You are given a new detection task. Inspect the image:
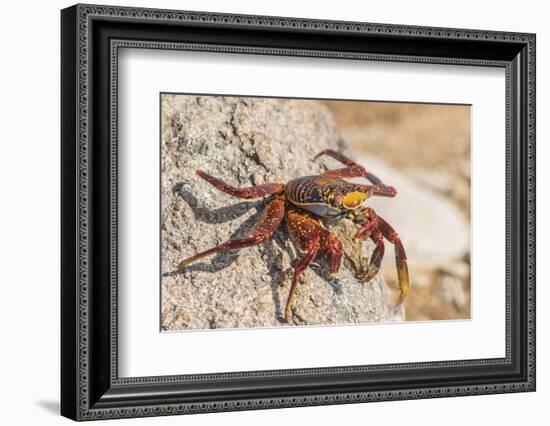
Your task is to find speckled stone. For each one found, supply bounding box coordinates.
[161,95,404,330]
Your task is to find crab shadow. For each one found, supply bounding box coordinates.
[309,263,344,296]
[172,184,259,224]
[263,235,295,323]
[163,214,264,276]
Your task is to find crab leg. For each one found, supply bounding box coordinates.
[285,241,320,323]
[196,170,285,199]
[376,214,410,303]
[177,198,285,271]
[363,229,385,282]
[284,209,343,322]
[284,209,321,322]
[314,149,396,197]
[314,149,384,184]
[352,208,408,301]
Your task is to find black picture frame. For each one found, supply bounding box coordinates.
[61,3,536,421]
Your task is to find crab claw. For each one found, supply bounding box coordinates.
[395,258,410,304]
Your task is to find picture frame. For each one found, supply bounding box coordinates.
[61,3,536,421]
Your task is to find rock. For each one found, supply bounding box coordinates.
[435,276,468,308]
[406,167,455,195]
[161,95,403,330]
[406,167,471,220]
[438,261,470,280]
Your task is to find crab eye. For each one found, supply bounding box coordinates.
[342,192,368,209]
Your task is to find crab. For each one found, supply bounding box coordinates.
[177,149,409,322]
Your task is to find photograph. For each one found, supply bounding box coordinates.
[160,94,471,330]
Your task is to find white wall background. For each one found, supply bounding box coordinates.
[0,0,546,424]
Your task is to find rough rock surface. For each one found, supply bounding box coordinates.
[161,95,404,330]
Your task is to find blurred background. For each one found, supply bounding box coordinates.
[324,101,471,321]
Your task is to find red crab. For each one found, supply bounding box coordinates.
[177,149,409,322]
